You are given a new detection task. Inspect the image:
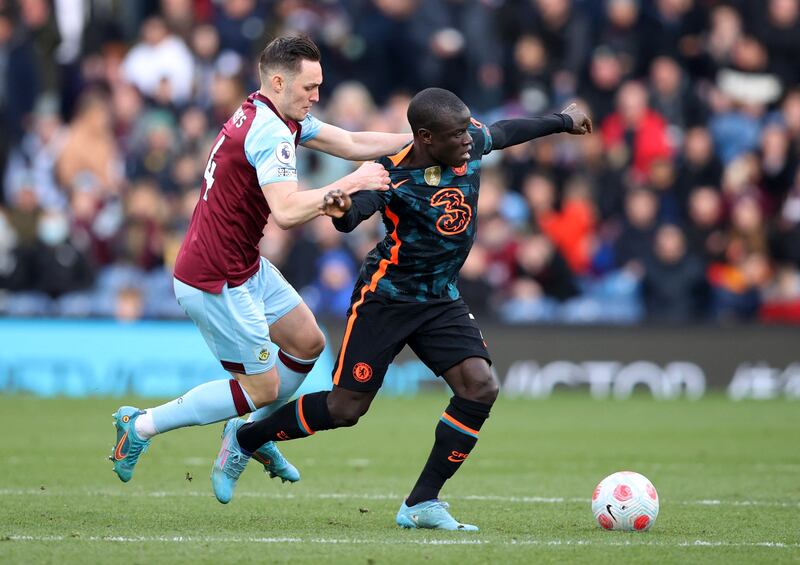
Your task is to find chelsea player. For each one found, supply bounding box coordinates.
[216,88,591,530]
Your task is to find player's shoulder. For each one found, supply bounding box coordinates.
[380,142,413,170]
[467,116,492,156]
[241,100,297,165]
[467,116,489,138]
[247,100,294,141]
[377,146,420,192]
[468,116,485,130]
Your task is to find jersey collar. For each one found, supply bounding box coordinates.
[387,143,414,167]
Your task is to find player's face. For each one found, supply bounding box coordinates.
[427,111,473,167]
[283,59,322,121]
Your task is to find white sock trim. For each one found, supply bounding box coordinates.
[279,350,319,365]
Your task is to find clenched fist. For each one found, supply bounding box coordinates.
[319,189,352,218]
[560,102,593,135]
[346,162,391,193]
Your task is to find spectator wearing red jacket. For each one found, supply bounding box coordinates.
[525,173,596,276]
[602,80,673,182]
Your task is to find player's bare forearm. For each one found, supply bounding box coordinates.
[264,181,351,229]
[344,132,412,160]
[264,163,389,229]
[303,123,411,160]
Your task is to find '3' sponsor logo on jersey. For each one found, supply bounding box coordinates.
[431,188,472,235]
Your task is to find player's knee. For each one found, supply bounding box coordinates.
[292,328,325,360]
[480,375,500,405]
[337,413,361,427]
[464,369,499,405]
[328,398,371,427]
[253,389,278,408]
[305,329,325,358]
[242,373,280,407]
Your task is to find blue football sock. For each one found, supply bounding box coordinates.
[149,378,256,434]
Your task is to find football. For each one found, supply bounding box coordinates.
[591,471,659,531]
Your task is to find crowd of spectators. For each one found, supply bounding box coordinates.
[2,0,800,325]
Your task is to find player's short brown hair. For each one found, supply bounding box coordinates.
[258,35,321,81]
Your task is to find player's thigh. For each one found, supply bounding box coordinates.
[269,301,325,358]
[255,258,325,357]
[174,277,278,376]
[332,290,410,393]
[407,299,493,380]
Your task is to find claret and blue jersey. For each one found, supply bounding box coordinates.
[174,91,321,294]
[333,119,493,302]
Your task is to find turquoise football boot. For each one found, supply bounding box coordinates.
[211,418,251,504]
[110,406,151,482]
[252,441,300,483]
[396,499,479,531]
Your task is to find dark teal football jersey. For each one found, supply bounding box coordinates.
[333,119,493,302]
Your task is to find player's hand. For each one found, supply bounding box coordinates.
[347,162,390,193]
[560,102,593,135]
[319,189,352,218]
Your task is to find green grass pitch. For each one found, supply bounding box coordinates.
[1,393,798,564]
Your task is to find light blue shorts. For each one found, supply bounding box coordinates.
[174,257,302,375]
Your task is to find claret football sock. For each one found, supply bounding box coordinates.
[237,391,334,452]
[406,396,491,507]
[135,379,256,439]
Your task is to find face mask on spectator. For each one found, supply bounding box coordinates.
[37,214,69,246]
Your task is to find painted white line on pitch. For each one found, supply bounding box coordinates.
[3,535,482,546]
[0,489,798,508]
[4,535,800,549]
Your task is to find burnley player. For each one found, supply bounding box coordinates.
[215,88,591,528]
[109,35,410,499]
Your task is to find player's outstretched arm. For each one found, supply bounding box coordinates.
[320,190,387,233]
[302,122,412,160]
[263,162,389,229]
[488,103,592,150]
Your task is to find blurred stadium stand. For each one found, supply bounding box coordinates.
[2,0,800,325]
[1,319,796,398]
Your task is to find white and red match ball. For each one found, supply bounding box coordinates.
[591,471,659,531]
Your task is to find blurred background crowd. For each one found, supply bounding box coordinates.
[2,0,800,324]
